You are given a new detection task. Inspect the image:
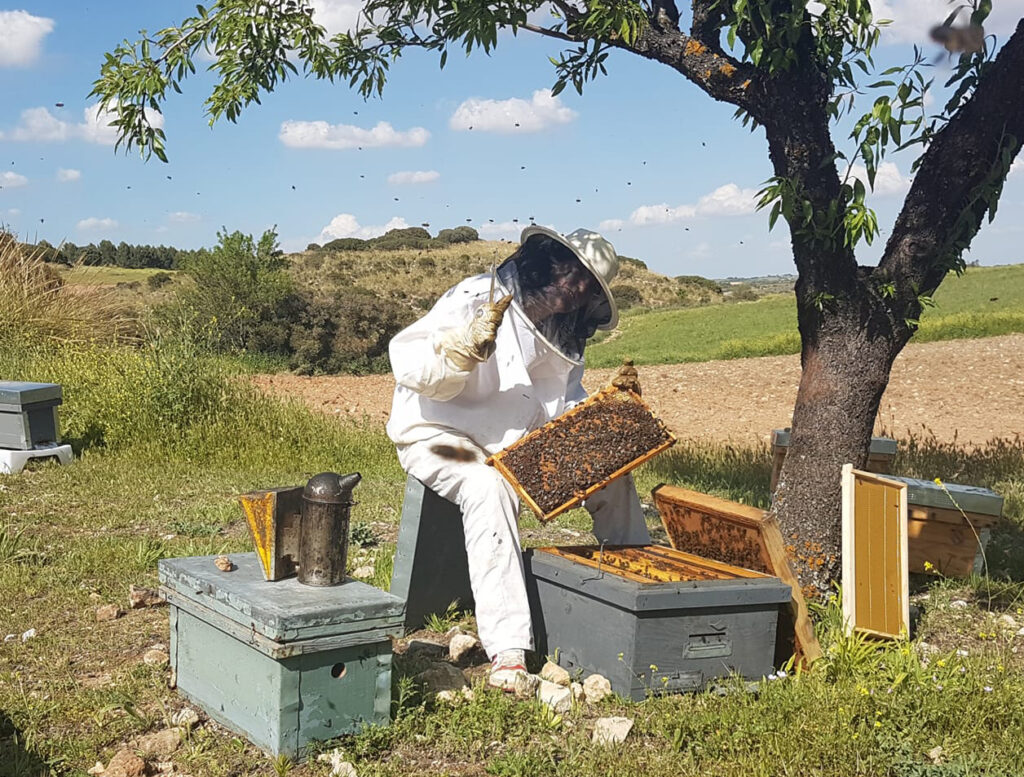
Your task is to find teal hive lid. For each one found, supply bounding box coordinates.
[885,476,1003,517]
[0,381,62,406]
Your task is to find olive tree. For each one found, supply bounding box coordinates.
[92,0,1024,595]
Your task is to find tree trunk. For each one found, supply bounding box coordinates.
[770,294,907,598]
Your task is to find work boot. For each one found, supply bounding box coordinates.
[488,649,528,691]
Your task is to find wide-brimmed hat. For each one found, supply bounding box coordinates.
[519,225,619,330]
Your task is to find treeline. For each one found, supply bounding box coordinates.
[31,239,203,269]
[307,225,480,252]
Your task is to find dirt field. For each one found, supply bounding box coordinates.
[254,333,1024,446]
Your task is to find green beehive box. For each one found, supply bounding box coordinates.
[159,553,405,759]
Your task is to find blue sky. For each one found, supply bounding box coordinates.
[0,1,1022,278]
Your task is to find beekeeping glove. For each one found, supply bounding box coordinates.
[439,294,514,371]
[610,357,642,396]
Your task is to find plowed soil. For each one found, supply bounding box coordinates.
[253,333,1024,446]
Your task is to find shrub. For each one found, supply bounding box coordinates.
[306,242,322,251]
[610,283,643,310]
[369,228,433,251]
[675,274,722,294]
[434,226,479,244]
[324,237,369,251]
[619,255,647,270]
[146,271,174,290]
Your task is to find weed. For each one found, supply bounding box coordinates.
[350,520,379,548]
[424,601,466,634]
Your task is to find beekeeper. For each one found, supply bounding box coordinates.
[386,226,650,689]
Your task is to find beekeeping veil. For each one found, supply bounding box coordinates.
[496,226,620,362]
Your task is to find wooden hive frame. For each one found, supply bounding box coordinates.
[488,387,676,522]
[536,544,771,583]
[651,484,822,667]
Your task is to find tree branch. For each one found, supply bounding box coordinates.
[519,21,584,43]
[689,0,725,53]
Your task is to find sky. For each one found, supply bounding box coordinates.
[0,1,1022,279]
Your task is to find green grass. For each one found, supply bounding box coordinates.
[588,263,1024,367]
[60,266,175,286]
[2,339,1024,775]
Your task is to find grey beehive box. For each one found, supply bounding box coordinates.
[0,381,62,450]
[525,548,791,701]
[160,553,405,759]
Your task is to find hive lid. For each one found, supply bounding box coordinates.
[884,476,1003,517]
[526,546,791,612]
[0,381,62,406]
[771,428,897,455]
[159,553,405,643]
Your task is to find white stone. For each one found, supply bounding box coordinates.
[539,661,571,687]
[448,633,480,662]
[997,614,1017,629]
[956,649,969,657]
[592,716,634,745]
[570,682,584,703]
[20,628,36,641]
[435,690,460,704]
[317,748,358,777]
[4,634,16,642]
[135,727,182,756]
[143,648,170,666]
[513,672,540,699]
[537,679,572,714]
[87,762,105,775]
[582,673,612,703]
[444,626,464,640]
[1017,627,1024,637]
[461,687,475,701]
[352,565,375,579]
[171,707,200,730]
[950,599,969,609]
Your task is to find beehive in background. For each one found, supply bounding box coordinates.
[488,387,675,521]
[841,465,909,640]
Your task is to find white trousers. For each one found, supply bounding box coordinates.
[397,431,651,658]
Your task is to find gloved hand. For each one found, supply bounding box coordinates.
[440,294,514,371]
[610,357,641,396]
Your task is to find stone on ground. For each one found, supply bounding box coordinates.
[513,672,540,699]
[143,648,169,666]
[128,585,164,609]
[171,707,200,730]
[352,565,375,579]
[406,639,446,659]
[135,727,182,756]
[539,661,571,686]
[570,682,584,703]
[415,662,468,693]
[538,679,572,714]
[96,604,123,622]
[592,716,634,745]
[317,748,359,777]
[448,633,480,662]
[102,749,146,777]
[582,673,612,703]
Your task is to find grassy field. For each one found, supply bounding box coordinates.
[2,336,1024,776]
[59,266,175,286]
[588,263,1024,367]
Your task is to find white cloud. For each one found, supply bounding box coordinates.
[0,103,163,145]
[695,183,760,216]
[1,171,29,189]
[4,208,21,217]
[279,120,429,150]
[598,218,626,232]
[317,213,409,242]
[850,161,911,196]
[1010,157,1023,178]
[479,221,521,240]
[310,0,364,36]
[449,90,577,133]
[168,211,201,223]
[77,217,118,231]
[629,203,697,226]
[387,170,440,185]
[0,11,54,67]
[872,0,1023,45]
[56,168,81,182]
[687,242,713,260]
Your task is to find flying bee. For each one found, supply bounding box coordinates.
[929,22,985,54]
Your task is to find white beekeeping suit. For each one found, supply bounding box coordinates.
[386,226,650,681]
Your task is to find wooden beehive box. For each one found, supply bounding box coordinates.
[488,387,675,522]
[159,553,404,759]
[525,544,791,701]
[0,381,63,451]
[651,484,822,667]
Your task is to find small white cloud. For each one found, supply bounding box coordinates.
[695,183,759,216]
[0,103,163,145]
[598,218,626,232]
[850,161,911,196]
[310,0,364,36]
[449,90,577,133]
[479,221,521,240]
[56,168,81,182]
[687,241,712,260]
[387,170,440,185]
[168,211,201,223]
[630,202,697,225]
[1010,157,1023,178]
[317,213,409,242]
[4,208,21,217]
[279,120,429,150]
[77,217,118,231]
[0,11,55,68]
[1,171,29,189]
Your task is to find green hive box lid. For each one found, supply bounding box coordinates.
[771,428,897,455]
[885,476,1003,517]
[0,381,62,406]
[525,549,791,613]
[159,553,405,644]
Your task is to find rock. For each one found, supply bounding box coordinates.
[151,761,175,774]
[414,663,468,694]
[461,687,475,701]
[950,599,969,609]
[448,633,480,662]
[4,634,17,642]
[570,682,584,703]
[998,614,1018,629]
[143,648,170,666]
[927,745,944,764]
[537,679,572,714]
[171,707,200,730]
[87,762,105,775]
[103,749,146,777]
[136,727,182,756]
[406,639,446,659]
[129,585,164,609]
[20,628,36,641]
[436,689,460,704]
[444,626,464,640]
[592,716,634,745]
[317,748,359,777]
[582,674,612,703]
[539,661,571,687]
[214,555,234,572]
[351,565,375,579]
[513,672,540,700]
[956,648,969,657]
[96,604,124,622]
[1017,627,1024,637]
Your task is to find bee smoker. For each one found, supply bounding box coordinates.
[297,472,362,586]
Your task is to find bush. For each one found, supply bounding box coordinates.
[619,255,647,270]
[610,283,643,310]
[324,237,369,251]
[306,242,322,251]
[675,274,723,294]
[434,226,479,244]
[146,271,174,290]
